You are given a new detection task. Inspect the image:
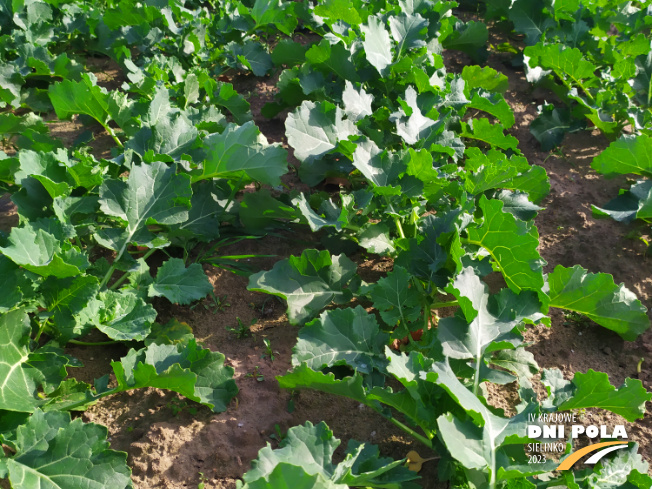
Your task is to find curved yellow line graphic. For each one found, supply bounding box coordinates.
[556,441,626,470]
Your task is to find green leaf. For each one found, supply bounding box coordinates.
[543,369,651,422]
[286,101,358,163]
[524,44,597,83]
[361,15,393,76]
[225,41,273,76]
[213,82,252,125]
[508,1,556,45]
[97,161,192,256]
[113,339,237,413]
[546,265,649,341]
[370,266,421,329]
[305,40,359,82]
[394,86,436,145]
[439,267,544,389]
[248,249,359,325]
[352,139,405,187]
[442,20,488,61]
[2,409,132,489]
[530,104,578,151]
[461,66,509,94]
[313,0,362,26]
[591,134,652,178]
[467,92,515,128]
[94,290,157,341]
[586,444,649,489]
[166,180,223,243]
[388,12,428,55]
[271,39,307,67]
[466,196,545,294]
[193,122,288,186]
[148,258,213,305]
[278,364,368,404]
[0,310,69,412]
[342,81,373,122]
[461,118,519,151]
[293,306,388,373]
[48,73,111,126]
[463,148,549,204]
[240,421,418,489]
[0,221,89,278]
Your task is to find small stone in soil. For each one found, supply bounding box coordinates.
[602,347,612,355]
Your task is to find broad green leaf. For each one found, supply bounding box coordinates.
[509,1,556,45]
[271,39,307,67]
[240,421,418,489]
[148,258,213,305]
[14,149,72,198]
[542,369,651,422]
[370,266,421,329]
[0,221,89,278]
[48,73,111,127]
[530,104,578,151]
[524,44,597,83]
[313,0,362,26]
[461,118,519,151]
[97,161,192,256]
[305,40,359,82]
[293,306,388,373]
[2,409,132,489]
[592,180,652,223]
[286,101,358,163]
[361,15,393,76]
[591,134,652,178]
[278,364,368,404]
[463,148,549,204]
[394,86,436,145]
[225,41,273,76]
[461,66,509,94]
[442,21,488,61]
[352,139,405,187]
[213,82,252,125]
[248,249,359,325]
[113,340,237,413]
[292,193,348,232]
[467,91,515,128]
[0,310,69,412]
[166,180,223,243]
[251,0,297,35]
[388,13,428,55]
[586,444,649,489]
[439,267,544,387]
[546,265,649,341]
[466,196,545,293]
[193,122,287,186]
[94,290,157,341]
[342,81,373,122]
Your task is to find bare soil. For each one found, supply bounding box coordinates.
[1,32,651,489]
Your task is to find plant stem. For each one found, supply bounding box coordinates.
[102,123,123,148]
[431,300,458,309]
[98,263,116,290]
[68,339,118,346]
[386,416,432,448]
[109,248,157,290]
[34,318,50,344]
[393,216,406,239]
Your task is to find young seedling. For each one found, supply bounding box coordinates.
[226,317,255,338]
[245,366,264,382]
[261,338,275,362]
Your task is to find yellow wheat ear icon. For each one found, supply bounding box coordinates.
[555,441,629,470]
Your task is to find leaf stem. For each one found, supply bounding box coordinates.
[109,248,157,290]
[430,300,458,309]
[68,339,118,346]
[386,416,433,449]
[393,216,406,239]
[102,123,124,148]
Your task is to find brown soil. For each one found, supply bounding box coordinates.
[2,29,651,489]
